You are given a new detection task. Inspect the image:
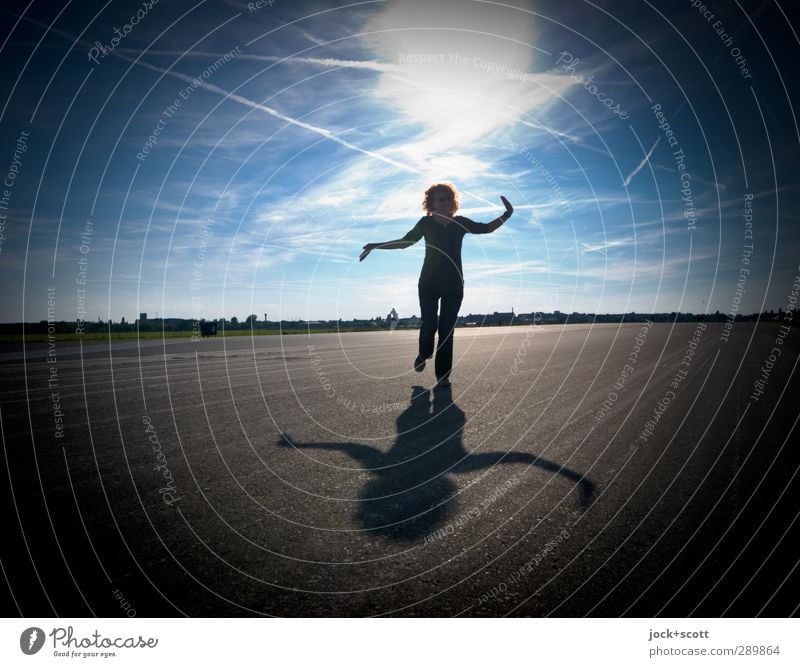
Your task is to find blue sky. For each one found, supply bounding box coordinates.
[0,0,798,323]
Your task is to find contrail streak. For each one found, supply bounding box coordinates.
[623,136,660,187]
[112,48,402,72]
[119,52,417,173]
[517,118,615,159]
[1,10,416,173]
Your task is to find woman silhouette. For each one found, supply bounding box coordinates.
[360,183,513,386]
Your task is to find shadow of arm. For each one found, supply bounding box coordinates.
[454,451,596,510]
[278,433,379,466]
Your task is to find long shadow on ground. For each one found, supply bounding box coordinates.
[280,385,595,541]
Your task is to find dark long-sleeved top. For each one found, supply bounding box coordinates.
[402,215,492,289]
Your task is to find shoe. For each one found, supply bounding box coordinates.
[413,355,426,372]
[436,376,451,387]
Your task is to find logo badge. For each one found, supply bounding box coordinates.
[20,627,45,655]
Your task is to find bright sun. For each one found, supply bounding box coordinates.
[362,0,575,172]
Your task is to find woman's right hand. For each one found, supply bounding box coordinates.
[359,243,376,262]
[500,196,513,218]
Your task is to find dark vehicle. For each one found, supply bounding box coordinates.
[200,320,217,337]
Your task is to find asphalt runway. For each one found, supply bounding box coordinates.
[2,322,798,616]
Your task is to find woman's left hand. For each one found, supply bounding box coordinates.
[500,196,513,218]
[359,243,376,261]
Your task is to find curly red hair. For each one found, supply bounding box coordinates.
[423,182,459,216]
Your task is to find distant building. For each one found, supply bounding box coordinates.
[398,314,420,328]
[139,312,147,321]
[485,308,515,326]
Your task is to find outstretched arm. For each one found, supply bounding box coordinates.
[359,239,413,261]
[486,195,514,232]
[361,219,423,261]
[454,196,514,234]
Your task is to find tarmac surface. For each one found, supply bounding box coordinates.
[1,322,798,616]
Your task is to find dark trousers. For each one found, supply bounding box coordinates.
[418,282,463,379]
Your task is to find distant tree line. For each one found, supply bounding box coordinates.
[0,308,795,336]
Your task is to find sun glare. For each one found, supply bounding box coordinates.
[362,0,574,168]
